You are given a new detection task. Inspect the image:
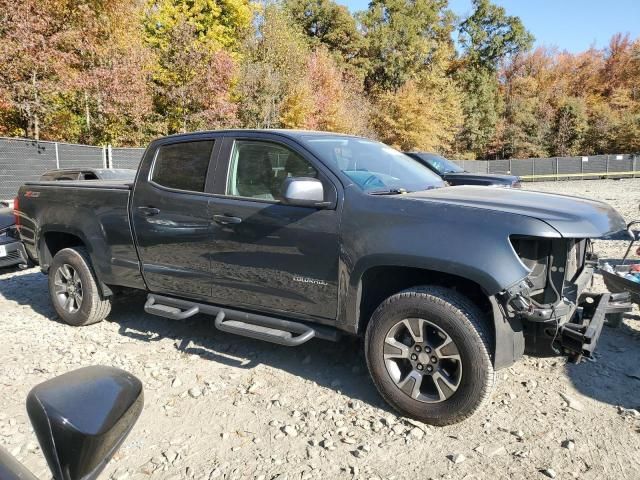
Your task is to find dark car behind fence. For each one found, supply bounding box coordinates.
[0,136,637,199]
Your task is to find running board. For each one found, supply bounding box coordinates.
[143,294,339,346]
[145,296,199,320]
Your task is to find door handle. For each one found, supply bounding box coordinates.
[213,214,242,225]
[138,206,160,216]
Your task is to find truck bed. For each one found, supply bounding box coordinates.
[17,180,145,291]
[24,179,133,190]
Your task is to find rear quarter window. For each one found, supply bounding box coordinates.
[152,140,214,192]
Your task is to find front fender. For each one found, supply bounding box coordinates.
[336,191,561,342]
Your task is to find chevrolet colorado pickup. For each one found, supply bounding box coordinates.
[15,130,631,425]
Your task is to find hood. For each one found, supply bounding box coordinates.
[0,207,15,231]
[442,172,518,185]
[404,186,627,238]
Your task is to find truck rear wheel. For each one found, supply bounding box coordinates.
[48,247,111,326]
[365,286,494,426]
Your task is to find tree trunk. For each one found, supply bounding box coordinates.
[31,71,40,141]
[85,90,91,132]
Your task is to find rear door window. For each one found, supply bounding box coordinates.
[152,140,215,192]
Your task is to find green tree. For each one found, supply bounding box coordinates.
[358,0,454,92]
[456,0,533,157]
[582,100,617,154]
[458,0,534,71]
[283,0,363,67]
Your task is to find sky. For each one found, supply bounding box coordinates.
[336,0,640,53]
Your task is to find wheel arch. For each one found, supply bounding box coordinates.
[39,228,112,297]
[354,264,524,370]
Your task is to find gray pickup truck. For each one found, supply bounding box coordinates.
[15,130,631,424]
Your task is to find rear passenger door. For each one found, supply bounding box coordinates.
[206,133,341,321]
[131,135,221,300]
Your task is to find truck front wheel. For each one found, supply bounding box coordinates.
[365,286,495,425]
[48,247,112,326]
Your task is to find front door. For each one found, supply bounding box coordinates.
[131,136,220,300]
[206,135,341,321]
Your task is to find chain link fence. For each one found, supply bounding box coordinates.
[0,136,638,199]
[454,154,638,180]
[111,146,146,169]
[0,137,144,198]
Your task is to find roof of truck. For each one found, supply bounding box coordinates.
[157,129,359,142]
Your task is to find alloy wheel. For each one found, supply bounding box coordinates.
[53,264,83,314]
[383,318,462,403]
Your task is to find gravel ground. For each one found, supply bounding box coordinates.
[1,179,639,480]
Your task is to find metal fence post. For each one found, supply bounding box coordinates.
[55,142,60,169]
[509,158,512,174]
[532,158,535,181]
[107,144,113,169]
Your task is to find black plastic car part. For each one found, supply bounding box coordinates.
[26,365,143,480]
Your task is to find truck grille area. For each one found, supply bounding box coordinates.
[510,236,590,307]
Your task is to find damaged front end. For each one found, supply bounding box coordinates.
[501,236,631,362]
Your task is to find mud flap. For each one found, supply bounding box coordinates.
[489,295,525,370]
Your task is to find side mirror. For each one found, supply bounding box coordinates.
[26,366,143,480]
[281,177,329,208]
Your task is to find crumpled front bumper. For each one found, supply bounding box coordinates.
[522,290,632,361]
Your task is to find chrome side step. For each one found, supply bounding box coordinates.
[143,294,339,346]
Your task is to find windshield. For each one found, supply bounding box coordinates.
[418,154,464,174]
[301,136,445,193]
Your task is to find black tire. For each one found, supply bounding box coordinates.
[48,247,112,326]
[365,286,495,426]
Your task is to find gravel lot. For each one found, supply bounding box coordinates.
[1,179,639,480]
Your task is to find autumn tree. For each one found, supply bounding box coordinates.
[0,0,638,156]
[371,72,462,152]
[67,1,154,145]
[143,0,251,133]
[236,4,310,128]
[492,48,555,158]
[299,48,371,134]
[0,0,76,140]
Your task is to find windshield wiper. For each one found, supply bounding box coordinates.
[368,188,408,195]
